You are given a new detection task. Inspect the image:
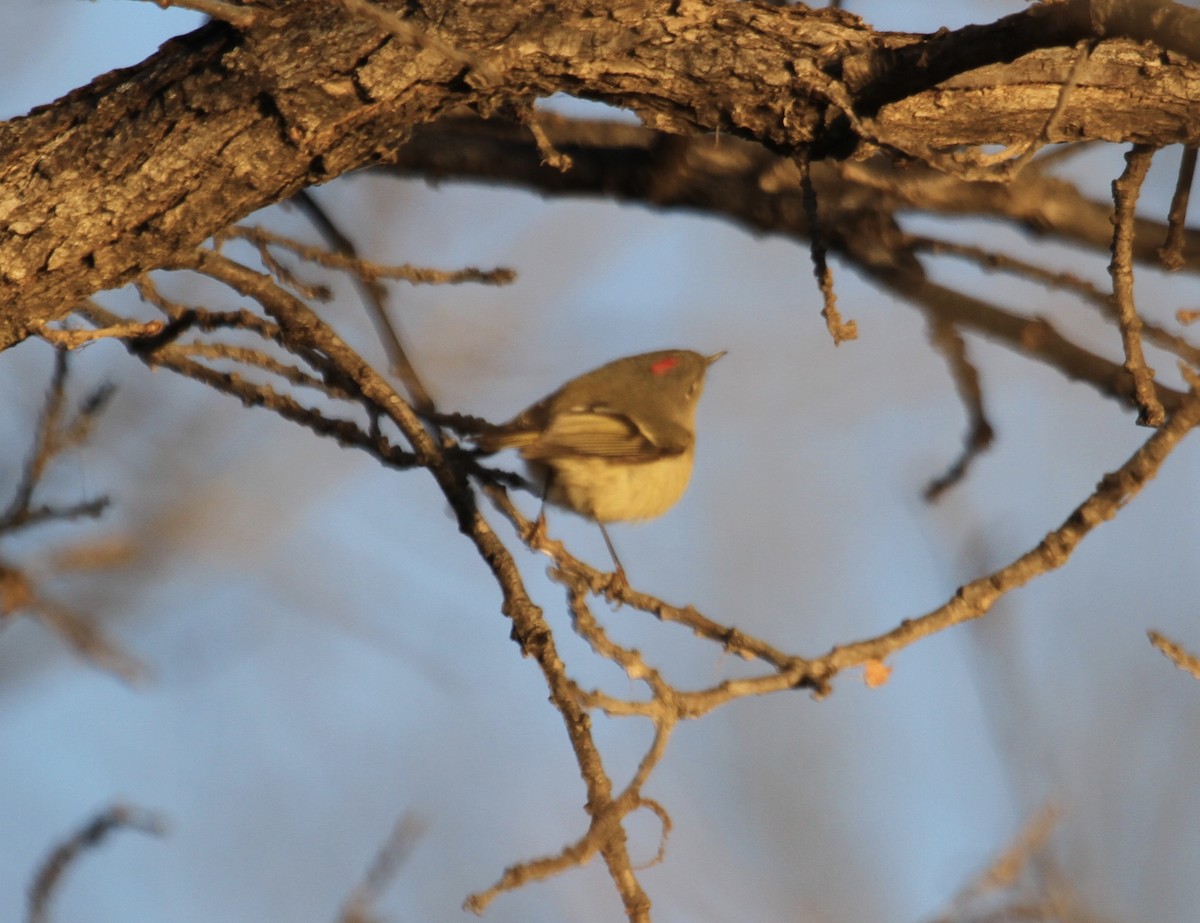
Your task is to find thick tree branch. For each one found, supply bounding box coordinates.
[386,114,1200,273]
[5,0,1200,350]
[384,115,1192,414]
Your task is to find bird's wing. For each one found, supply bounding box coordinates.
[521,407,681,462]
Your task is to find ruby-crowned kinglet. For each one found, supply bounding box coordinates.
[474,349,724,569]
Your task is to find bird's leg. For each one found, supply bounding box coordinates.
[528,502,549,549]
[525,469,552,551]
[598,522,630,594]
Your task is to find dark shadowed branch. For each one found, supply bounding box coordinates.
[27,804,164,923]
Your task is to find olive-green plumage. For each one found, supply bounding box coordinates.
[477,349,723,523]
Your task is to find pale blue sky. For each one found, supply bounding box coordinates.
[4,4,1200,923]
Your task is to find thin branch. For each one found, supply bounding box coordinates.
[930,805,1061,923]
[331,0,485,76]
[468,694,673,910]
[1030,139,1101,171]
[238,237,332,302]
[1159,145,1197,271]
[798,153,856,345]
[338,813,427,923]
[484,484,798,670]
[77,302,416,467]
[29,319,166,349]
[175,342,353,398]
[135,0,264,28]
[0,349,111,531]
[501,386,1200,708]
[174,248,652,921]
[135,278,284,342]
[465,830,602,915]
[13,498,111,532]
[857,260,1188,417]
[27,804,165,923]
[225,226,516,287]
[0,350,69,530]
[118,294,359,403]
[907,235,1200,369]
[290,190,439,414]
[631,799,672,871]
[806,387,1200,687]
[941,40,1092,182]
[1109,143,1165,426]
[521,107,574,172]
[0,347,113,533]
[1147,630,1200,680]
[925,319,994,500]
[32,596,146,684]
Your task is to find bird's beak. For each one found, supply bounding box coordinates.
[706,350,727,366]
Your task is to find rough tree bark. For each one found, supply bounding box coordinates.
[3,0,1200,350]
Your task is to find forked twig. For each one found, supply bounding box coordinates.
[27,804,165,923]
[925,318,994,500]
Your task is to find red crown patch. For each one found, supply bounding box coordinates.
[649,356,679,376]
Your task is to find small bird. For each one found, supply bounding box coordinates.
[474,349,724,574]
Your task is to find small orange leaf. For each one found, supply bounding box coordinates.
[863,659,892,688]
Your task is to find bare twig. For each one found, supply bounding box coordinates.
[908,235,1200,369]
[225,226,516,287]
[1,350,70,531]
[175,248,652,921]
[242,237,333,302]
[1109,143,1165,426]
[943,41,1092,182]
[0,352,136,679]
[484,484,798,670]
[134,280,286,343]
[798,153,857,344]
[465,831,600,914]
[930,805,1061,923]
[0,350,112,533]
[10,498,111,533]
[925,319,994,500]
[32,596,145,683]
[1159,146,1197,271]
[857,259,1188,417]
[77,302,415,467]
[27,804,165,923]
[806,387,1200,689]
[522,109,574,172]
[136,0,264,28]
[290,191,439,414]
[338,813,427,923]
[332,0,485,76]
[176,342,353,398]
[1030,139,1101,171]
[29,319,165,349]
[1147,630,1200,680]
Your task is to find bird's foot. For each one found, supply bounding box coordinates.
[603,566,631,602]
[525,509,549,549]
